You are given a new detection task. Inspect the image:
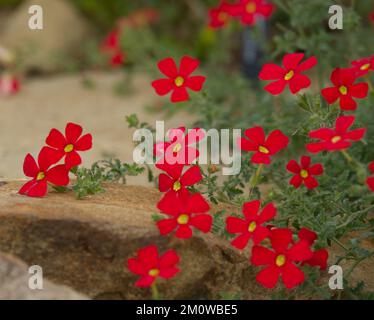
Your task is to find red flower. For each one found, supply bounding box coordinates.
[370,11,374,24]
[151,56,206,103]
[367,161,374,192]
[351,55,374,77]
[306,115,366,154]
[208,1,234,29]
[0,74,20,97]
[19,147,69,198]
[127,245,180,287]
[226,200,276,249]
[236,0,274,26]
[46,122,93,169]
[259,53,317,95]
[286,156,323,189]
[156,163,202,202]
[298,228,328,270]
[251,228,313,289]
[154,127,205,165]
[237,126,289,164]
[321,68,368,111]
[157,192,212,239]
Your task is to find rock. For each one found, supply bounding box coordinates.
[0,251,88,299]
[0,0,91,72]
[0,181,269,300]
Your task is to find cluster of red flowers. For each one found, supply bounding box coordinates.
[226,200,328,288]
[208,0,275,29]
[101,9,159,68]
[258,52,373,192]
[127,126,210,288]
[19,123,92,197]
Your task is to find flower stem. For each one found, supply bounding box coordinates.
[249,164,264,197]
[151,282,160,300]
[341,149,353,163]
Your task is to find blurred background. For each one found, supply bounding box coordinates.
[0,0,373,182]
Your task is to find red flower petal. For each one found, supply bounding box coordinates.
[65,123,83,144]
[366,177,374,191]
[186,76,206,91]
[158,173,174,192]
[298,228,317,245]
[46,129,66,149]
[175,224,193,238]
[47,165,69,186]
[180,165,202,186]
[185,193,210,213]
[159,249,180,269]
[190,214,213,233]
[256,265,280,289]
[264,79,287,95]
[289,74,311,94]
[282,53,304,70]
[171,87,189,102]
[306,142,327,154]
[305,249,328,270]
[251,245,276,266]
[179,56,200,77]
[369,162,374,173]
[257,203,276,224]
[321,87,340,104]
[65,151,82,168]
[350,82,368,98]
[251,152,271,164]
[309,163,323,175]
[287,241,313,261]
[127,258,147,276]
[296,56,317,72]
[252,225,270,244]
[19,180,47,197]
[135,275,155,287]
[270,228,292,253]
[157,218,177,235]
[335,115,355,133]
[286,159,301,174]
[226,216,247,234]
[38,147,64,171]
[242,199,260,220]
[158,57,178,78]
[244,126,266,145]
[152,79,174,95]
[281,262,305,289]
[231,233,251,249]
[138,245,158,270]
[339,95,357,111]
[265,130,289,154]
[75,134,92,151]
[290,175,303,188]
[23,154,39,177]
[259,64,285,80]
[304,176,319,189]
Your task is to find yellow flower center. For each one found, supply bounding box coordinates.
[248,221,257,232]
[64,144,74,153]
[331,135,341,144]
[339,85,348,95]
[284,70,294,81]
[218,12,229,22]
[177,214,189,225]
[173,143,182,153]
[173,181,181,191]
[360,63,370,71]
[275,254,286,267]
[300,169,309,179]
[259,146,270,154]
[148,269,160,277]
[36,172,45,181]
[246,2,256,13]
[174,76,185,87]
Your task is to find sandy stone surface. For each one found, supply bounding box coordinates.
[0,71,196,184]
